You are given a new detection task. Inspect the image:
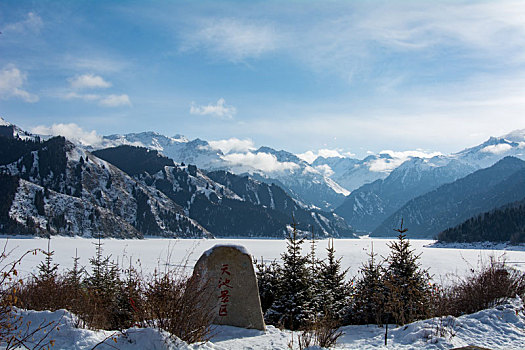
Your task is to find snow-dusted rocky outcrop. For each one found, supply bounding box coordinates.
[0,135,209,238]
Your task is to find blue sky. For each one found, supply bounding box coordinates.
[1,0,525,159]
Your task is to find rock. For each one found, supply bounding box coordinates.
[194,244,265,331]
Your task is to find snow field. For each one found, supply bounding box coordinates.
[5,297,525,349]
[2,236,525,349]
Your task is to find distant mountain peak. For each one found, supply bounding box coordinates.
[0,117,11,126]
[502,129,525,143]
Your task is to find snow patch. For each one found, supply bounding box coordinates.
[0,116,11,126]
[203,244,251,257]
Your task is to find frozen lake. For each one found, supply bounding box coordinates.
[2,236,525,283]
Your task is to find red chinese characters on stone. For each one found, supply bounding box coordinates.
[218,264,231,317]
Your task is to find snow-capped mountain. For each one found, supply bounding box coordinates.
[92,145,355,237]
[335,156,476,232]
[0,135,209,238]
[0,116,35,140]
[101,132,226,170]
[96,133,348,209]
[1,120,354,238]
[455,130,525,169]
[335,129,525,233]
[313,155,389,192]
[373,156,525,238]
[22,116,525,237]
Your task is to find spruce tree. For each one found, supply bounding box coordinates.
[383,221,432,325]
[256,258,281,314]
[64,249,85,307]
[307,227,323,318]
[65,249,84,286]
[317,239,350,321]
[266,221,311,330]
[85,235,124,329]
[36,237,58,282]
[351,242,386,325]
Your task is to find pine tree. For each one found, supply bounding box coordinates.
[65,248,84,287]
[317,239,350,321]
[256,257,281,314]
[266,221,312,330]
[383,221,432,325]
[85,235,124,329]
[307,227,323,318]
[351,242,386,325]
[36,237,58,282]
[34,190,45,216]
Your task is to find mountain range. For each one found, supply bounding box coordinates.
[0,119,354,238]
[2,116,525,240]
[373,156,525,238]
[336,131,525,235]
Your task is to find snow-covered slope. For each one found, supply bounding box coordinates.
[97,133,348,209]
[0,116,36,140]
[336,156,475,232]
[101,132,226,170]
[8,297,525,349]
[455,130,525,169]
[92,146,355,238]
[313,156,386,193]
[373,156,525,238]
[0,136,209,238]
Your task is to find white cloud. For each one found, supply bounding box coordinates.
[98,94,131,107]
[32,123,102,147]
[59,74,129,107]
[208,138,255,154]
[367,150,443,172]
[4,12,43,34]
[182,18,278,62]
[314,164,334,177]
[63,92,101,101]
[0,65,38,103]
[67,56,128,73]
[60,91,131,107]
[69,74,112,89]
[190,98,236,119]
[297,148,356,163]
[481,144,513,155]
[222,152,298,172]
[179,2,525,80]
[303,2,525,78]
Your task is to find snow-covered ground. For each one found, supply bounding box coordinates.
[2,236,525,281]
[2,236,525,349]
[4,297,525,349]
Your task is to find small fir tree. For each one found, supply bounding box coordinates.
[307,227,324,318]
[317,239,350,321]
[383,221,432,325]
[266,221,312,330]
[64,249,85,312]
[255,258,281,314]
[351,242,386,325]
[84,235,124,329]
[36,237,58,282]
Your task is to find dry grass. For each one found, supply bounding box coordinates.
[434,256,525,317]
[10,244,215,344]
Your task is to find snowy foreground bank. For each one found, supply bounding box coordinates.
[4,297,524,350]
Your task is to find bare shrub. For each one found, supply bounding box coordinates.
[141,267,215,344]
[434,256,525,317]
[0,242,58,349]
[293,314,344,349]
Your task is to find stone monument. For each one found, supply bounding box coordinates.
[193,244,266,331]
